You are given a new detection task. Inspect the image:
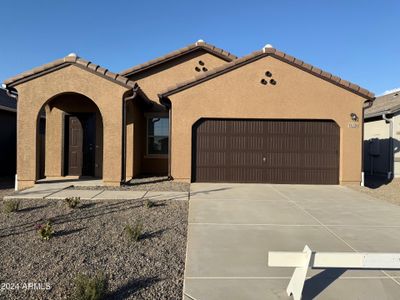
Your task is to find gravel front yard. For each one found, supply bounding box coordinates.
[0,196,188,299]
[0,178,14,200]
[347,176,400,205]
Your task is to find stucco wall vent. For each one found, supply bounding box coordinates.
[260,71,277,85]
[195,60,208,72]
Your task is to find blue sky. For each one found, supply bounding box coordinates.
[0,0,398,95]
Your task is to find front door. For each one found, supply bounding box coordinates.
[67,116,83,176]
[66,114,96,176]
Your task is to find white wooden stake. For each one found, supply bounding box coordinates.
[286,245,312,300]
[268,245,400,300]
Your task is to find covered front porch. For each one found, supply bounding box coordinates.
[3,54,161,190]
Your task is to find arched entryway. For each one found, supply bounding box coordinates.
[37,92,103,180]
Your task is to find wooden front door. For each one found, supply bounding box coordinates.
[66,114,96,177]
[67,116,83,176]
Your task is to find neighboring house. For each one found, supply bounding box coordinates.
[2,41,374,190]
[0,88,17,177]
[364,91,400,178]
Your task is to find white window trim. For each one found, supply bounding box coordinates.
[145,113,169,158]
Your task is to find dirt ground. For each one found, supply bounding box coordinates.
[347,176,400,205]
[0,178,188,299]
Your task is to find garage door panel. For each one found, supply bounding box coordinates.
[193,119,339,184]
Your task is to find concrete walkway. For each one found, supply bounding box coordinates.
[184,183,400,300]
[4,179,188,201]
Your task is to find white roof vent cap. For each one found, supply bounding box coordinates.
[196,39,205,45]
[262,44,274,52]
[67,52,77,57]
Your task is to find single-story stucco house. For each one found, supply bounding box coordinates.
[0,88,17,177]
[2,41,374,190]
[364,90,400,178]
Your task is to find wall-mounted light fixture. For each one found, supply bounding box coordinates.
[350,113,358,122]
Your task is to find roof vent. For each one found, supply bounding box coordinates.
[262,44,274,52]
[195,39,205,46]
[67,53,77,57]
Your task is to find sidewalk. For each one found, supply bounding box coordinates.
[4,179,188,201]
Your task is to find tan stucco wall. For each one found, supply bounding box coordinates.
[167,56,367,184]
[125,49,228,176]
[15,65,130,189]
[128,50,229,101]
[126,100,146,179]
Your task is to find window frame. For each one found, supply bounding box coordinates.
[145,113,169,158]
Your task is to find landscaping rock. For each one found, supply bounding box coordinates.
[0,197,188,299]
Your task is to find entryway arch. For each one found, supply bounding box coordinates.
[37,92,104,180]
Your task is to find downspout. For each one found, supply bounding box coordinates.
[2,84,18,190]
[121,89,137,184]
[382,113,393,179]
[159,96,172,179]
[168,107,172,180]
[361,99,374,186]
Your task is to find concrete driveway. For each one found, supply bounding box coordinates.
[184,183,400,300]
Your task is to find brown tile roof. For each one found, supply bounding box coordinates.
[159,47,374,100]
[120,41,237,76]
[4,54,137,89]
[365,90,400,118]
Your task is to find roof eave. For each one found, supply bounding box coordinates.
[159,48,374,101]
[365,110,392,119]
[4,57,137,90]
[121,42,237,77]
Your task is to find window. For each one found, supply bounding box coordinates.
[147,117,169,156]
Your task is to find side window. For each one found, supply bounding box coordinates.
[147,117,169,156]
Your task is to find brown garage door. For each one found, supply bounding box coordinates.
[192,119,339,184]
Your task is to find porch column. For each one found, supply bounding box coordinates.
[44,106,64,177]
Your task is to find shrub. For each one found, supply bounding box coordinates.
[124,222,143,242]
[65,197,80,209]
[144,199,155,209]
[71,273,108,300]
[3,200,20,214]
[36,221,54,240]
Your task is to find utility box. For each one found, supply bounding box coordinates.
[368,138,380,156]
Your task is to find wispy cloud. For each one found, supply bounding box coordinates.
[381,87,400,96]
